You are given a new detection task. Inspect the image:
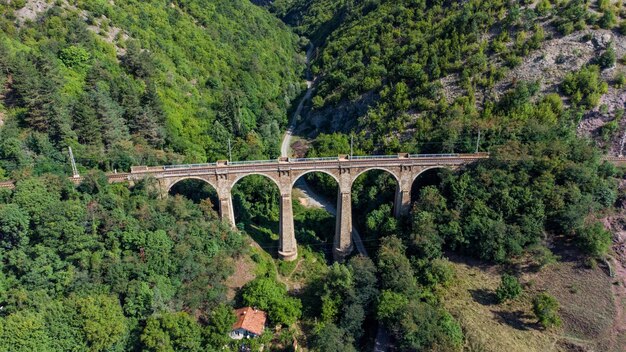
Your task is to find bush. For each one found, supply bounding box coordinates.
[532,293,562,329]
[561,65,608,108]
[598,9,617,29]
[495,274,522,303]
[576,222,612,258]
[596,46,616,70]
[614,71,626,89]
[59,46,90,68]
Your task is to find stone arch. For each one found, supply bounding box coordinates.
[290,169,340,187]
[165,176,218,194]
[410,166,454,204]
[290,169,340,261]
[349,167,401,256]
[229,171,297,261]
[352,167,400,188]
[411,166,454,184]
[230,172,283,194]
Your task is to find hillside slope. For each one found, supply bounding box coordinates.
[265,0,625,155]
[0,0,304,178]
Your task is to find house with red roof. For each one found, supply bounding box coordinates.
[230,307,267,339]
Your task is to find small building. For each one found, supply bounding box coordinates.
[230,307,267,340]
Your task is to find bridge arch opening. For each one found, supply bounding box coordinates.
[410,167,451,205]
[231,174,281,256]
[168,178,219,215]
[291,171,339,261]
[351,169,399,255]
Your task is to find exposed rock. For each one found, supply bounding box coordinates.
[592,32,613,50]
[14,0,52,23]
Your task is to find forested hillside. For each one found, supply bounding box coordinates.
[268,0,625,154]
[0,0,304,178]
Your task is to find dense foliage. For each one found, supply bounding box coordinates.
[0,0,304,177]
[495,274,522,303]
[0,175,245,350]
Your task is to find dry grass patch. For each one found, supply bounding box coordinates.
[445,249,620,352]
[444,256,558,352]
[524,256,616,351]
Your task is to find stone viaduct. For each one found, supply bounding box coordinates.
[124,153,489,261]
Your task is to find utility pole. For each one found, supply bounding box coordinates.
[68,147,79,178]
[228,138,232,162]
[475,129,481,154]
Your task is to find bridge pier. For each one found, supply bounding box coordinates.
[393,185,411,218]
[334,190,353,262]
[279,193,298,261]
[218,196,235,227]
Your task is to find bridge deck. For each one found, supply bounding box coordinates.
[2,153,626,189]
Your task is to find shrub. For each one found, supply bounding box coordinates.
[532,293,562,329]
[536,0,552,16]
[561,65,608,108]
[614,71,626,89]
[598,9,617,29]
[596,46,616,70]
[576,222,612,258]
[59,46,90,68]
[495,274,523,303]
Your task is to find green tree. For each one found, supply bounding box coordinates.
[377,236,417,296]
[310,323,357,352]
[596,46,616,70]
[204,304,236,349]
[59,46,91,69]
[0,310,52,352]
[0,204,30,250]
[561,65,608,108]
[141,312,203,352]
[598,9,617,29]
[495,274,522,303]
[241,277,302,326]
[576,222,612,258]
[72,295,128,352]
[532,293,561,329]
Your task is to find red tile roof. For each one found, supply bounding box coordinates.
[232,307,267,336]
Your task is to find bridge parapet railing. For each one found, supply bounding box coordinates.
[228,159,277,166]
[163,163,217,170]
[409,153,458,158]
[348,155,399,160]
[288,157,338,162]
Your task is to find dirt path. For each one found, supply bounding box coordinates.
[281,43,314,158]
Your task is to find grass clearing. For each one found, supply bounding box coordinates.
[444,255,558,352]
[444,249,621,352]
